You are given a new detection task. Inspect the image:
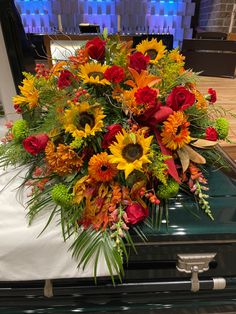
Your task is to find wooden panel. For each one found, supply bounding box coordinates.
[197,76,236,161]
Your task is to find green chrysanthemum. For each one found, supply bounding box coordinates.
[12,120,29,142]
[157,179,179,199]
[215,117,229,139]
[51,183,73,208]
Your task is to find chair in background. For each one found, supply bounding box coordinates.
[196,32,227,40]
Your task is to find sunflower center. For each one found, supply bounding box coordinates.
[176,125,182,135]
[101,165,108,172]
[88,71,104,80]
[76,112,95,129]
[145,49,158,60]
[122,143,143,162]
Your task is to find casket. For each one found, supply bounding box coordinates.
[1,148,236,313]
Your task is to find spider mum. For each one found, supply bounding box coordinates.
[109,129,153,178]
[88,152,117,182]
[161,111,191,150]
[79,63,110,85]
[63,102,105,138]
[45,141,83,175]
[136,39,166,64]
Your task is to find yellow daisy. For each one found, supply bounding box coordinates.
[161,111,191,150]
[88,152,117,182]
[13,75,39,109]
[79,63,111,85]
[136,39,166,64]
[109,129,153,178]
[63,102,105,138]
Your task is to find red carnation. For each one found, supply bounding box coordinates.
[85,37,106,61]
[125,203,148,225]
[166,86,195,111]
[104,65,125,83]
[129,52,150,73]
[208,88,217,103]
[57,70,74,89]
[23,134,49,155]
[205,127,218,141]
[135,86,157,107]
[102,124,122,149]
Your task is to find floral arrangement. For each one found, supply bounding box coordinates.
[0,32,232,282]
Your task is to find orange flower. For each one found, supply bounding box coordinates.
[193,89,208,110]
[88,152,117,182]
[161,111,191,150]
[45,141,83,175]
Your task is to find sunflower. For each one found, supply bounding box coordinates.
[161,111,191,150]
[45,141,83,175]
[79,63,111,85]
[136,39,166,64]
[109,129,153,178]
[88,152,117,182]
[63,102,105,138]
[13,75,39,109]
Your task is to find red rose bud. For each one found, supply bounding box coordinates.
[205,127,218,141]
[23,134,49,155]
[85,37,106,61]
[129,51,150,73]
[166,86,195,111]
[208,88,217,103]
[102,124,122,149]
[57,70,74,89]
[125,203,148,225]
[104,65,125,83]
[135,86,157,106]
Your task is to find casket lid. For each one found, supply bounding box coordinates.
[139,149,236,241]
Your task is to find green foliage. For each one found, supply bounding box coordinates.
[0,141,31,167]
[149,150,169,185]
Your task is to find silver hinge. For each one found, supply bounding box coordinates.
[176,253,216,292]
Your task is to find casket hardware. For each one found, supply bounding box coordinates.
[176,253,216,292]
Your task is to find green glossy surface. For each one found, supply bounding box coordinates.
[144,164,236,236]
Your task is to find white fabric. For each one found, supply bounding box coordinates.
[0,167,109,281]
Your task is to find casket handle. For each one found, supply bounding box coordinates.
[176,253,217,292]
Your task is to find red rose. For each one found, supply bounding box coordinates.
[85,37,106,61]
[58,70,74,89]
[102,124,122,149]
[135,86,157,106]
[208,88,217,103]
[104,65,125,83]
[125,203,148,225]
[205,127,218,141]
[129,52,150,73]
[23,134,49,155]
[166,86,195,111]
